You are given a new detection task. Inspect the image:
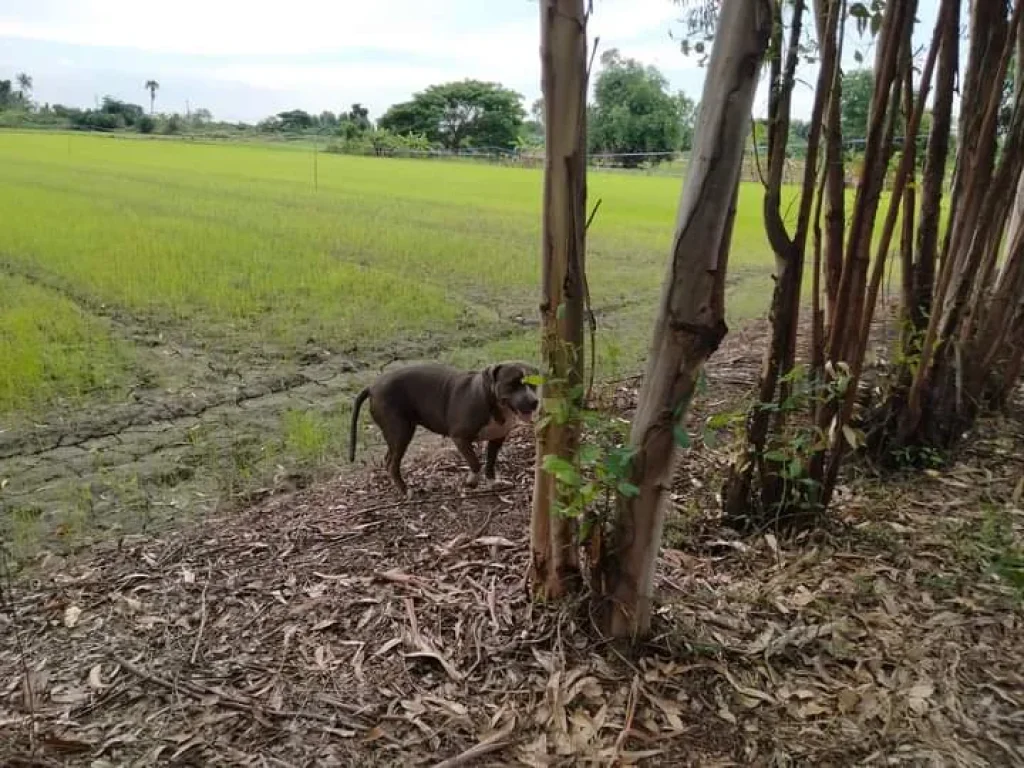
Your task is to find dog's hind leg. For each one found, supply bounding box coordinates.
[453,437,482,488]
[371,404,415,498]
[386,426,415,497]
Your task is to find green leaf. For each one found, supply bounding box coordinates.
[702,427,719,449]
[541,455,580,485]
[673,425,691,449]
[604,445,636,477]
[522,374,545,387]
[578,444,602,466]
[696,369,709,395]
[764,449,788,463]
[617,481,641,498]
[842,424,861,449]
[707,411,739,430]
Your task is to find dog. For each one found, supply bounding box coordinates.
[348,361,540,496]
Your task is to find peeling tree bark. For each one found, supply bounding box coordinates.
[599,0,772,640]
[815,0,847,333]
[530,0,588,599]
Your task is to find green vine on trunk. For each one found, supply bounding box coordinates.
[534,368,716,549]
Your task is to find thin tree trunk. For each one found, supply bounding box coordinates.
[599,0,772,640]
[912,0,959,334]
[899,57,917,341]
[530,0,588,599]
[807,0,908,499]
[902,0,1023,445]
[825,0,911,366]
[722,0,839,522]
[811,0,845,391]
[819,0,945,504]
[818,0,847,328]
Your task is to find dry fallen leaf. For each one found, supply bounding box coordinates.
[63,605,82,628]
[87,664,108,690]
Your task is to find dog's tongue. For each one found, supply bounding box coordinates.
[518,409,538,424]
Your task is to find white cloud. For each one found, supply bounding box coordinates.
[0,0,686,58]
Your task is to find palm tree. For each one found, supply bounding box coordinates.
[145,80,159,114]
[16,72,32,101]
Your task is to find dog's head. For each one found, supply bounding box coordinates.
[485,361,540,423]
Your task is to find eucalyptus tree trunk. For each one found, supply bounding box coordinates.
[901,0,1024,447]
[721,0,840,523]
[530,0,588,599]
[598,0,772,639]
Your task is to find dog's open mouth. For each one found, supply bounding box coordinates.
[514,404,539,423]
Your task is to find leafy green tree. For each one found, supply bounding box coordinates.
[588,49,693,165]
[145,80,159,114]
[337,103,372,139]
[998,54,1017,137]
[675,92,698,151]
[378,80,525,150]
[16,72,32,100]
[0,80,13,109]
[100,96,145,127]
[276,109,314,132]
[318,110,338,129]
[840,68,873,141]
[347,103,371,131]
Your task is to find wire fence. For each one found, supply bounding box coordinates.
[32,125,946,188]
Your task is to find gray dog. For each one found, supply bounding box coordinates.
[348,361,540,496]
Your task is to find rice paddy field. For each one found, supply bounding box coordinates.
[0,130,785,553]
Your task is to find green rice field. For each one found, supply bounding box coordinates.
[0,130,787,552]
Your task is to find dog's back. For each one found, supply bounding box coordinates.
[370,364,473,436]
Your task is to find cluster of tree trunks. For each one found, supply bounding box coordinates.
[531,0,1024,640]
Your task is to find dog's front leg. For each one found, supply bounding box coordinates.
[484,437,508,485]
[483,439,513,490]
[453,437,482,487]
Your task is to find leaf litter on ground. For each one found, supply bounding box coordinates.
[2,313,1022,766]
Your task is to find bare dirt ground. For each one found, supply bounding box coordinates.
[0,254,546,549]
[3,318,1023,767]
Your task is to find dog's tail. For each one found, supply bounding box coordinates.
[348,387,370,462]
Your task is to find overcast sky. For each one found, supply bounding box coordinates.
[1,0,941,125]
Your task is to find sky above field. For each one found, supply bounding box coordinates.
[1,0,942,126]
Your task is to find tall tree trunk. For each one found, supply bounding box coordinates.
[899,57,917,344]
[722,0,840,522]
[530,0,588,599]
[911,0,959,334]
[826,0,910,366]
[815,0,847,329]
[903,0,1024,443]
[999,23,1024,279]
[598,0,772,640]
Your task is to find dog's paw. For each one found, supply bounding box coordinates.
[464,471,481,489]
[484,476,514,490]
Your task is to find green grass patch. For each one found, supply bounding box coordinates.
[0,132,781,370]
[0,272,133,417]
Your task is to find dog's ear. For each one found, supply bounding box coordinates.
[481,363,502,392]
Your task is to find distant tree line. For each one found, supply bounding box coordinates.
[0,61,702,167]
[8,59,1013,170]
